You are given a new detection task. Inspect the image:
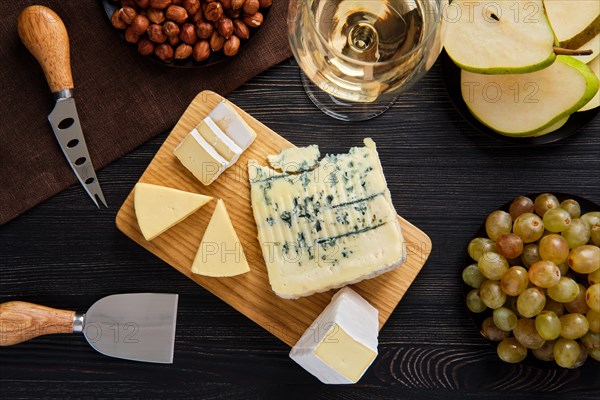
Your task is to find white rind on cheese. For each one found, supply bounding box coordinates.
[209,101,257,149]
[174,128,228,186]
[248,138,406,299]
[267,145,321,173]
[197,117,243,163]
[289,287,379,384]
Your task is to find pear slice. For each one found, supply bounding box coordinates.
[571,34,600,64]
[444,0,555,74]
[530,117,569,136]
[543,0,599,43]
[579,56,600,111]
[461,56,599,137]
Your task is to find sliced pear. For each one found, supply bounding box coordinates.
[572,34,600,64]
[530,117,569,136]
[444,0,555,74]
[461,56,599,137]
[544,1,599,43]
[559,15,600,50]
[134,183,213,241]
[579,56,600,111]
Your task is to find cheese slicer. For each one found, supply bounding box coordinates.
[17,5,107,208]
[0,294,178,364]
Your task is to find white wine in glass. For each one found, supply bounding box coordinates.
[288,0,445,121]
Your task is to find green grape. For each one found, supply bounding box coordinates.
[535,311,561,340]
[513,213,544,244]
[534,193,560,217]
[528,260,561,288]
[538,234,569,265]
[509,196,534,220]
[581,212,600,229]
[478,252,509,280]
[504,296,521,317]
[521,244,541,268]
[568,245,600,274]
[495,233,524,260]
[544,298,565,317]
[589,268,600,285]
[532,339,556,361]
[587,284,600,312]
[587,309,600,333]
[466,289,487,313]
[480,280,507,309]
[486,210,513,241]
[468,237,497,262]
[591,224,600,247]
[513,318,546,349]
[517,287,546,318]
[548,277,580,303]
[564,284,590,314]
[553,338,580,368]
[543,208,572,233]
[561,219,591,249]
[557,262,569,275]
[560,199,581,219]
[559,313,589,339]
[497,337,528,363]
[590,348,600,361]
[572,343,588,368]
[463,264,487,288]
[580,331,600,350]
[493,307,518,331]
[500,266,529,296]
[481,316,510,341]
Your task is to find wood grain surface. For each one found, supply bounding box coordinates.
[115,91,431,347]
[1,60,599,399]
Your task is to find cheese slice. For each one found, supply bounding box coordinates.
[197,117,243,163]
[248,138,406,299]
[192,199,250,277]
[174,129,228,186]
[290,288,379,384]
[267,145,321,173]
[208,101,257,149]
[134,183,213,241]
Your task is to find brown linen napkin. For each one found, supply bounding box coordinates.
[0,1,291,225]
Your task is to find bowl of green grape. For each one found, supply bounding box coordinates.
[462,193,599,368]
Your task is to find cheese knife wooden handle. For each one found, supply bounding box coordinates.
[0,301,77,346]
[18,5,74,94]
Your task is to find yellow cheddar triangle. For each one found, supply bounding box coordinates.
[192,199,250,277]
[134,183,213,241]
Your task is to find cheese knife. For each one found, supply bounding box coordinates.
[17,5,107,208]
[0,294,178,364]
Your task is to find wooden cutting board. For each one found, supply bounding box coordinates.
[116,91,432,347]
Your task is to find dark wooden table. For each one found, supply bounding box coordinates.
[1,59,599,399]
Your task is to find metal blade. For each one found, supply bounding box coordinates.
[83,294,178,364]
[48,97,107,208]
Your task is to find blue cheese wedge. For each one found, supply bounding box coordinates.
[248,138,406,299]
[267,145,321,173]
[290,287,379,384]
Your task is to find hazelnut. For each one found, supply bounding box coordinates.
[169,35,180,46]
[183,0,200,15]
[196,21,214,39]
[175,43,193,59]
[192,11,204,23]
[155,43,174,62]
[243,12,263,27]
[209,30,225,51]
[217,18,234,39]
[242,0,259,15]
[124,26,140,43]
[259,0,272,7]
[131,14,150,35]
[220,0,233,9]
[223,35,240,56]
[147,23,167,43]
[111,10,127,29]
[163,21,180,37]
[149,0,172,9]
[119,6,137,24]
[172,0,183,4]
[193,40,210,61]
[147,8,165,23]
[233,19,249,39]
[166,5,188,23]
[224,8,241,19]
[204,2,223,21]
[232,0,244,10]
[180,23,198,45]
[137,38,155,55]
[134,0,150,8]
[121,0,138,9]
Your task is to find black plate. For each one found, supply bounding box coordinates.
[463,193,599,369]
[101,0,269,68]
[441,51,600,145]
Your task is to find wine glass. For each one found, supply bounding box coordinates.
[288,0,445,121]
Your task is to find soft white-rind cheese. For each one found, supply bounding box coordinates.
[197,117,243,163]
[174,129,228,186]
[209,101,257,149]
[289,287,379,384]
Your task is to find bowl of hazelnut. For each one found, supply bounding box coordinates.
[103,0,271,66]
